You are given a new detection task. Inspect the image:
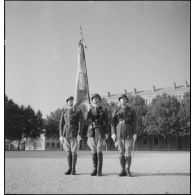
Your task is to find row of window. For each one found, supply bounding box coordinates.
[46,142,60,149]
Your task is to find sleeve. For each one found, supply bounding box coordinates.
[132,110,137,134]
[103,108,109,134]
[77,109,83,137]
[87,109,94,122]
[59,111,65,137]
[111,109,117,135]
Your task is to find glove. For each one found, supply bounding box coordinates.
[133,134,137,144]
[87,104,92,111]
[59,136,64,145]
[111,134,116,142]
[77,135,81,143]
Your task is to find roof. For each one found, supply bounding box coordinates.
[102,85,190,102]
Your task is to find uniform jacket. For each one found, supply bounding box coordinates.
[111,105,136,139]
[59,107,83,139]
[87,106,108,138]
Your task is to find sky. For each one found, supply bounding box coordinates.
[5,1,190,118]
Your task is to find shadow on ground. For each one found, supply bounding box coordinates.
[102,172,190,177]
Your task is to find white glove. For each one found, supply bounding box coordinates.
[111,134,116,142]
[133,134,137,143]
[87,104,92,111]
[59,136,64,145]
[77,135,81,143]
[105,134,108,140]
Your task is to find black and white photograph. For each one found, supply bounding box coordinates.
[4,1,191,194]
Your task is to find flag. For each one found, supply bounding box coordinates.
[73,39,89,108]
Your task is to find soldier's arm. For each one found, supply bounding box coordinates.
[59,111,65,137]
[104,108,109,134]
[132,110,137,135]
[111,109,117,135]
[77,109,83,137]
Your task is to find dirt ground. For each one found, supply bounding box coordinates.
[5,151,190,194]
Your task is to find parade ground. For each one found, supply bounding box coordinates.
[5,151,190,194]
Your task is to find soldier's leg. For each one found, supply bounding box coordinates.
[124,138,133,177]
[87,137,98,176]
[63,138,72,175]
[117,138,126,176]
[71,138,79,175]
[97,137,104,176]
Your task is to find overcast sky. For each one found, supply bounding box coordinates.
[5,1,190,117]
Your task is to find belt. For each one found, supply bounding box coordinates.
[92,122,103,128]
[118,120,131,124]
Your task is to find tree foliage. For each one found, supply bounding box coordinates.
[5,95,44,147]
[44,108,63,138]
[142,93,181,137]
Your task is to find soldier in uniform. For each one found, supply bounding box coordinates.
[87,94,108,176]
[111,94,137,177]
[59,96,83,175]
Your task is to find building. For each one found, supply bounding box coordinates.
[103,81,190,105]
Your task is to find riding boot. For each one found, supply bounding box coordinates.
[71,153,77,175]
[125,155,132,177]
[65,152,72,175]
[97,152,103,176]
[119,155,126,176]
[91,153,98,176]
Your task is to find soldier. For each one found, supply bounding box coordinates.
[111,94,137,177]
[87,94,108,176]
[59,96,83,175]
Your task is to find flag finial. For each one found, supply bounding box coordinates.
[79,25,87,48]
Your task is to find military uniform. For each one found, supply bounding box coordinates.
[59,96,83,175]
[87,94,108,176]
[111,94,137,176]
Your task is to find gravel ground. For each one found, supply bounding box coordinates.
[5,151,190,194]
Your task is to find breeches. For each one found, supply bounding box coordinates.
[63,138,78,154]
[115,138,133,156]
[87,137,105,153]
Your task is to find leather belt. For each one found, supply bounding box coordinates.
[119,120,131,124]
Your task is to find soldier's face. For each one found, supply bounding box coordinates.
[67,99,73,106]
[119,98,127,105]
[92,97,100,105]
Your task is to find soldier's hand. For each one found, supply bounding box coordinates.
[111,134,116,142]
[133,134,137,143]
[87,104,92,111]
[105,134,108,140]
[77,135,81,143]
[59,136,64,145]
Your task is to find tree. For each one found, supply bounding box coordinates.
[143,93,181,138]
[5,95,44,149]
[44,108,63,138]
[128,95,148,135]
[178,91,190,135]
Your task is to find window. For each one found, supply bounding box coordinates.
[51,143,55,148]
[154,137,158,145]
[143,137,147,145]
[46,142,50,148]
[57,143,60,148]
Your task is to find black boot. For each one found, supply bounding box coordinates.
[97,152,103,176]
[91,153,98,176]
[125,155,132,177]
[119,155,126,176]
[71,153,77,175]
[65,152,72,175]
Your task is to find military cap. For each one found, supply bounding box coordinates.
[91,93,101,101]
[118,94,129,102]
[66,96,74,103]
